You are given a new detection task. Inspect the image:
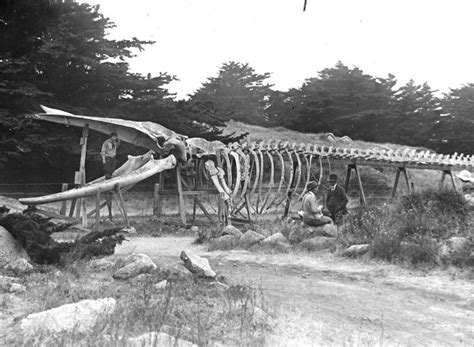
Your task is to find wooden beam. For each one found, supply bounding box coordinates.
[59,183,68,215]
[153,183,162,216]
[391,167,402,198]
[402,167,411,194]
[95,190,101,230]
[176,165,187,225]
[353,164,366,205]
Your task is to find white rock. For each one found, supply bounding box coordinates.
[9,283,26,293]
[180,250,216,278]
[20,298,116,337]
[262,233,287,244]
[113,253,157,280]
[128,331,196,347]
[154,280,168,290]
[5,258,33,273]
[342,244,370,257]
[121,226,137,234]
[0,226,29,267]
[190,226,199,234]
[222,225,243,238]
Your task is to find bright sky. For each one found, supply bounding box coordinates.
[83,0,474,99]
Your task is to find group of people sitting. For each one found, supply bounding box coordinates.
[300,174,348,227]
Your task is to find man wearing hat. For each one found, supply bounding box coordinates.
[301,180,333,227]
[100,132,121,220]
[456,170,473,206]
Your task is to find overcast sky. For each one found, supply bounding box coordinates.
[83,0,474,99]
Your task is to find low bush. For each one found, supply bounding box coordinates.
[342,189,472,266]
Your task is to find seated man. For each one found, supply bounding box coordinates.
[456,170,474,207]
[324,173,348,225]
[301,180,333,227]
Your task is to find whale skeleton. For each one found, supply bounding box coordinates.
[19,106,474,225]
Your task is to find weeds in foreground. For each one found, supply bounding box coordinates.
[4,262,270,346]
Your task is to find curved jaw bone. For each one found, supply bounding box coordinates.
[36,105,188,162]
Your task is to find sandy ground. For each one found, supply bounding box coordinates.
[115,236,474,346]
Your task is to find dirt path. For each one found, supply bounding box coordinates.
[115,236,474,346]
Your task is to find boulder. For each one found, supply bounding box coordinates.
[5,258,33,273]
[321,224,338,237]
[128,331,196,347]
[262,233,287,245]
[90,258,115,271]
[154,280,168,290]
[222,225,243,238]
[20,298,116,337]
[212,235,238,250]
[121,226,136,234]
[342,244,370,257]
[180,250,216,278]
[113,253,157,280]
[0,226,29,267]
[239,230,265,246]
[301,236,336,252]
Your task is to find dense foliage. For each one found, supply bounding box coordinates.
[0,0,231,182]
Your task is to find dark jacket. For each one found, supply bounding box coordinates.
[325,184,348,213]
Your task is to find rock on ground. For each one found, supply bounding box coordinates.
[342,244,370,257]
[113,253,157,280]
[222,225,243,238]
[180,250,216,278]
[301,236,336,251]
[127,331,196,347]
[262,233,287,245]
[0,226,29,267]
[5,258,33,273]
[20,298,116,337]
[239,230,265,246]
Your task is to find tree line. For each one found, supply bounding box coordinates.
[1,0,473,183]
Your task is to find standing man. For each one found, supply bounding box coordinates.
[302,180,333,227]
[324,173,348,225]
[101,132,120,220]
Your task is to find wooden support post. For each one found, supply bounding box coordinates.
[391,167,402,198]
[95,190,101,230]
[116,186,130,228]
[59,183,68,215]
[440,170,457,190]
[283,161,298,218]
[220,192,229,225]
[153,183,162,216]
[74,125,89,224]
[176,165,187,225]
[344,164,352,193]
[69,198,77,218]
[352,164,366,205]
[402,167,411,195]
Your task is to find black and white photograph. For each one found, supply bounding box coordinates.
[0,0,473,345]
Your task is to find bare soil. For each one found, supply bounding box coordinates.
[114,235,474,346]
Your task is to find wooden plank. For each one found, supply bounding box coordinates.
[354,164,367,205]
[95,190,101,230]
[153,183,162,216]
[391,168,402,198]
[176,166,187,225]
[59,183,68,215]
[116,187,130,228]
[402,168,411,194]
